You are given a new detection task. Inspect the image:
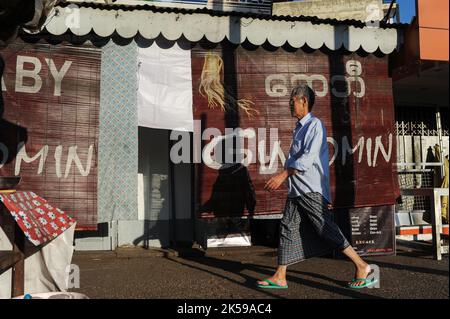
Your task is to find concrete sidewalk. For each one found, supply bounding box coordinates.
[69,242,449,299]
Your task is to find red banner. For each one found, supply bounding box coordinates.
[192,46,400,218]
[0,40,101,229]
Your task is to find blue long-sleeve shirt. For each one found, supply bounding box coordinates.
[284,112,331,203]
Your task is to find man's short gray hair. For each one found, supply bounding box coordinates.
[291,84,316,111]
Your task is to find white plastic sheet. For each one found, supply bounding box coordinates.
[137,43,194,132]
[0,223,76,299]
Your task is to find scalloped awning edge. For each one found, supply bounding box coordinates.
[38,7,400,54]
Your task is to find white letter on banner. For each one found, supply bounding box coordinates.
[15,56,42,94]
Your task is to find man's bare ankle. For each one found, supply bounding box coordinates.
[273,275,286,281]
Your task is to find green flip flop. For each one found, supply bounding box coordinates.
[347,278,378,289]
[257,279,288,289]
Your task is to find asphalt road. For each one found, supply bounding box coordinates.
[69,243,448,299]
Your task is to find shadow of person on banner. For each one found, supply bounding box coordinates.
[0,119,28,167]
[199,162,256,217]
[0,53,27,166]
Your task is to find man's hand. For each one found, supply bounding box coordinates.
[264,170,290,191]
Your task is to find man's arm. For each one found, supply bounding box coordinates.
[264,121,324,192]
[264,168,298,191]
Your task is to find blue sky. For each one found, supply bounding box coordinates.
[396,0,416,23]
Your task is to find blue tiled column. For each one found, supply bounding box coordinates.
[98,41,138,222]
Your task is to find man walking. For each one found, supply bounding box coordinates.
[257,84,376,289]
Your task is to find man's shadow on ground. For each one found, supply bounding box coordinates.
[164,252,384,299]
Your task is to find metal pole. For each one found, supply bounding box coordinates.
[169,133,177,249]
[401,120,407,166]
[436,108,444,178]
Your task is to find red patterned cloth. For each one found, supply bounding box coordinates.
[0,191,76,246]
